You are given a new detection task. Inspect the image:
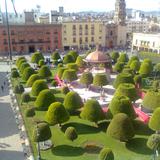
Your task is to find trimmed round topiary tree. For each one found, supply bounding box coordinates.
[139,62,152,77]
[63,91,83,114]
[25,107,35,117]
[106,113,135,142]
[113,62,124,73]
[80,99,105,124]
[62,69,78,83]
[31,51,44,64]
[143,90,160,111]
[22,67,36,81]
[38,59,45,67]
[11,70,20,79]
[45,102,70,126]
[99,147,114,160]
[21,92,31,105]
[65,127,78,141]
[58,63,63,68]
[76,56,86,68]
[34,89,55,111]
[13,84,24,94]
[111,51,119,63]
[68,50,78,61]
[61,86,70,94]
[19,62,30,74]
[128,56,139,66]
[57,67,67,79]
[109,95,136,119]
[26,74,42,87]
[152,80,160,91]
[63,54,74,64]
[51,51,61,61]
[113,73,134,89]
[149,107,160,131]
[17,59,27,69]
[16,57,26,66]
[117,53,128,63]
[31,80,48,96]
[130,60,140,73]
[67,63,78,71]
[114,83,138,101]
[80,72,93,89]
[32,122,52,142]
[147,134,160,151]
[134,74,142,86]
[122,68,133,75]
[38,65,52,79]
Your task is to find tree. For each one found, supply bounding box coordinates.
[26,74,42,87]
[63,54,74,64]
[31,80,48,96]
[80,99,105,124]
[45,102,69,126]
[38,59,45,67]
[51,51,61,61]
[93,73,108,96]
[114,83,138,102]
[31,52,44,64]
[38,65,52,79]
[117,53,128,63]
[62,69,78,83]
[152,80,160,91]
[25,107,35,117]
[16,57,26,67]
[76,56,86,68]
[64,91,83,113]
[57,67,67,79]
[130,60,140,73]
[65,127,78,141]
[128,56,139,66]
[80,72,93,89]
[149,107,160,131]
[32,122,52,142]
[143,90,160,111]
[139,62,152,78]
[134,74,142,87]
[154,63,160,78]
[51,80,58,87]
[17,59,27,69]
[99,147,114,160]
[111,51,119,63]
[113,73,134,89]
[57,63,63,68]
[19,62,30,74]
[21,92,31,105]
[13,84,24,94]
[107,113,135,142]
[109,95,136,119]
[34,89,55,111]
[147,134,160,151]
[22,67,36,81]
[67,63,78,71]
[122,67,133,75]
[68,50,78,61]
[11,70,20,79]
[61,86,70,94]
[113,62,124,73]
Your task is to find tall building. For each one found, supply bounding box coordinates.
[114,0,126,25]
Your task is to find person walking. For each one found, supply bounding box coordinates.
[1,85,4,92]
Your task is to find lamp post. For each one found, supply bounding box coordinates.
[36,123,41,160]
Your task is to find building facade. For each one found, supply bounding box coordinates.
[0,24,62,55]
[132,33,160,54]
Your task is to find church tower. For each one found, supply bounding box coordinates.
[114,0,126,25]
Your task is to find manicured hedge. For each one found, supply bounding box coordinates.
[26,74,42,87]
[38,65,52,79]
[63,54,74,64]
[99,147,114,160]
[62,69,78,83]
[31,52,44,64]
[22,67,36,81]
[65,127,78,141]
[80,72,93,88]
[93,73,108,88]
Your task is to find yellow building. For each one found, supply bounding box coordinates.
[62,20,103,50]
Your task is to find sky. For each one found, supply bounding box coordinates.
[0,0,160,13]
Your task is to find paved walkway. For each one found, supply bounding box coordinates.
[0,64,25,160]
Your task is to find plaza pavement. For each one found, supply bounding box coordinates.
[0,64,25,160]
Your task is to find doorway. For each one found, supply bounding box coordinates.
[29,45,35,53]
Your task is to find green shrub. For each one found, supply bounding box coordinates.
[99,147,114,160]
[58,63,63,68]
[93,73,108,88]
[38,59,45,67]
[109,95,136,119]
[17,59,27,69]
[21,92,31,104]
[46,102,69,125]
[128,56,139,66]
[16,57,26,66]
[80,99,105,123]
[147,134,160,150]
[152,80,160,91]
[65,127,78,141]
[114,83,138,101]
[134,74,142,85]
[67,63,78,71]
[80,72,93,88]
[32,122,52,142]
[31,52,44,64]
[26,74,42,87]
[62,69,78,83]
[68,50,78,61]
[19,62,30,74]
[13,84,24,94]
[51,80,58,87]
[25,107,35,117]
[61,86,70,94]
[143,90,160,110]
[107,113,135,142]
[76,56,86,68]
[34,89,55,111]
[57,67,67,79]
[63,54,74,64]
[122,68,133,75]
[11,70,20,79]
[22,67,35,81]
[149,107,160,131]
[113,73,134,89]
[139,62,152,77]
[53,60,58,66]
[130,60,140,72]
[111,51,119,63]
[64,91,83,113]
[117,53,128,63]
[31,80,48,96]
[51,51,61,60]
[113,62,124,73]
[38,65,52,79]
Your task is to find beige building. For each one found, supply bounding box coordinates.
[132,33,160,54]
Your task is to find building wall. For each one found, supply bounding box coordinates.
[0,24,62,55]
[132,33,160,54]
[117,25,127,46]
[62,21,103,50]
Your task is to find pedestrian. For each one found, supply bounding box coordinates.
[4,81,6,86]
[1,85,4,92]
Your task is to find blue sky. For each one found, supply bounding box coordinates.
[0,0,160,13]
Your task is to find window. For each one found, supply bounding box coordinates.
[73,38,76,43]
[64,37,67,41]
[5,47,8,52]
[135,39,138,45]
[79,25,82,30]
[79,37,82,44]
[20,46,24,51]
[85,25,88,29]
[3,30,6,35]
[11,30,14,35]
[13,46,16,51]
[3,39,7,44]
[85,37,88,43]
[73,30,76,36]
[99,36,102,40]
[73,25,76,30]
[91,37,94,42]
[110,31,113,36]
[12,39,15,43]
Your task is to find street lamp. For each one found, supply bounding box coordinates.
[36,123,41,160]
